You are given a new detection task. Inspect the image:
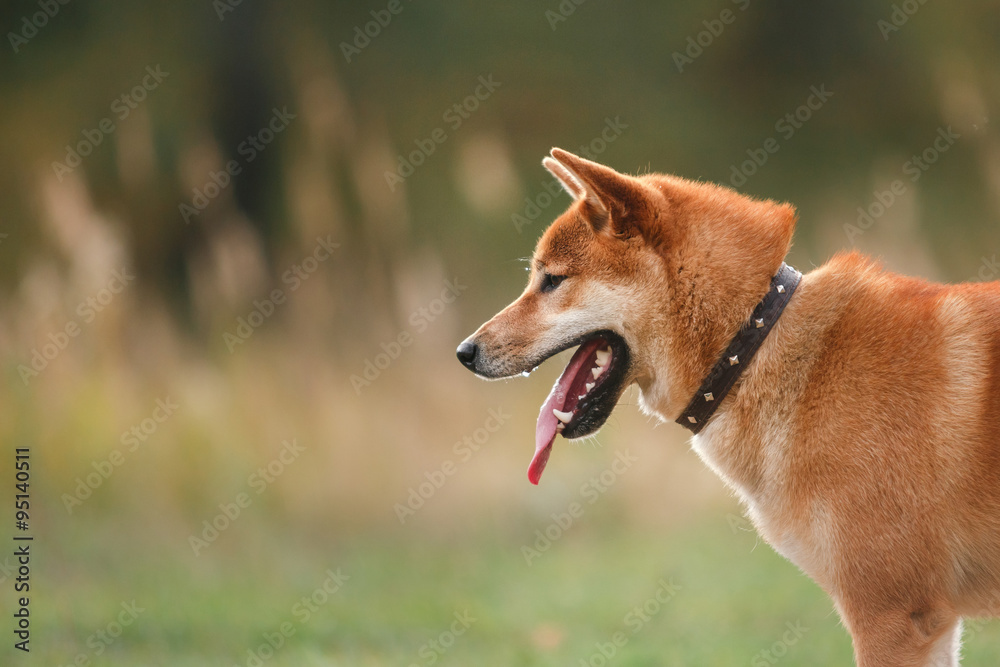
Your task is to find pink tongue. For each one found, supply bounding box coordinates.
[529,339,603,485]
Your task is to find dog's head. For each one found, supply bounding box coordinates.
[458,148,796,484]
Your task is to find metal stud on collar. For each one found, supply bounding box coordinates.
[675,263,803,435]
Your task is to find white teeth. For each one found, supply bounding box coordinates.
[552,409,573,424]
[591,367,602,379]
[556,423,565,432]
[586,382,595,392]
[595,349,611,367]
[579,394,587,400]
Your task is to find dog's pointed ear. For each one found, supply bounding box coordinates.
[545,148,645,234]
[542,156,586,201]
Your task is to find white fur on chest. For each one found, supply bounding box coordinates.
[690,410,835,584]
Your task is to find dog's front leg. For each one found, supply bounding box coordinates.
[923,619,963,667]
[840,604,963,667]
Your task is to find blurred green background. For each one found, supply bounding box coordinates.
[1,0,999,664]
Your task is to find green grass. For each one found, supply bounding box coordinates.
[23,518,1000,666]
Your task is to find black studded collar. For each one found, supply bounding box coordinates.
[676,263,802,434]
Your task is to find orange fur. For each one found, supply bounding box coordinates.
[462,149,1000,666]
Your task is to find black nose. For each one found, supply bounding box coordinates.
[456,340,478,370]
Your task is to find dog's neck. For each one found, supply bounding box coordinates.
[675,263,802,433]
[640,186,797,420]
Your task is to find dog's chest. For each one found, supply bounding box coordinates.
[691,418,836,585]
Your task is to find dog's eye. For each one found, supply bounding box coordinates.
[540,273,567,293]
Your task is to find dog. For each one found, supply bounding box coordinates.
[456,148,1000,667]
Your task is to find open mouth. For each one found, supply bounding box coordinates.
[530,330,631,485]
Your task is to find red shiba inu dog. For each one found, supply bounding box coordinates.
[457,148,1000,666]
